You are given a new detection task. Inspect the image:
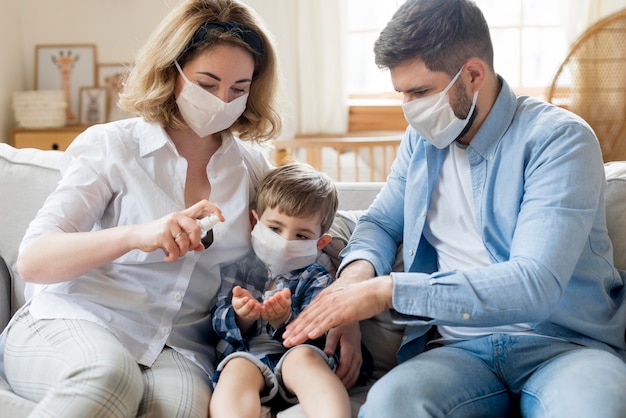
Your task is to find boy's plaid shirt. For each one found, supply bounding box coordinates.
[212,250,334,361]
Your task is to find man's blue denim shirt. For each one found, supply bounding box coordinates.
[340,77,626,363]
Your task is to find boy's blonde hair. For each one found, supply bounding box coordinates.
[255,164,338,234]
[118,0,281,141]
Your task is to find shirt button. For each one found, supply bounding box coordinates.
[420,210,426,217]
[160,326,170,334]
[408,249,414,256]
[462,313,471,320]
[402,335,408,341]
[174,293,183,301]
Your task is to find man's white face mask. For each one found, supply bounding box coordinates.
[174,61,248,137]
[402,67,478,149]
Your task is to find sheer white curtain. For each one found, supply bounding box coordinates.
[246,0,626,138]
[244,0,348,139]
[562,0,626,45]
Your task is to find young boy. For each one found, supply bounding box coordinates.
[209,163,349,418]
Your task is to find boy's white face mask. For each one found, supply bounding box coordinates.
[174,61,248,137]
[402,67,478,149]
[251,221,319,276]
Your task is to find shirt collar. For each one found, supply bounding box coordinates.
[467,76,518,159]
[136,121,172,157]
[135,120,237,158]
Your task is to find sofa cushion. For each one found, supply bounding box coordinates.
[605,161,626,270]
[322,208,405,371]
[0,144,63,312]
[323,210,365,270]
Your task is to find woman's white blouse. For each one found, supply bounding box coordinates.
[19,118,272,375]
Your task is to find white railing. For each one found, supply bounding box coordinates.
[272,134,403,182]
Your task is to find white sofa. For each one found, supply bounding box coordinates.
[1,142,626,417]
[0,143,404,417]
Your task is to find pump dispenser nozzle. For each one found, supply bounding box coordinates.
[197,214,220,249]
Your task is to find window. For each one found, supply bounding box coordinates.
[347,0,406,100]
[347,0,565,100]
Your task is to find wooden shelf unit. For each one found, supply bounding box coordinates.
[10,125,90,151]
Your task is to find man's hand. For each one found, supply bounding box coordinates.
[325,322,363,388]
[282,275,394,347]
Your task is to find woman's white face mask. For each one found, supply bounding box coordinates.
[251,221,320,276]
[174,61,248,137]
[402,67,478,149]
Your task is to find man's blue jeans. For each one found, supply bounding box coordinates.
[359,333,626,417]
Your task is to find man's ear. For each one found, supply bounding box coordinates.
[464,57,487,93]
[316,233,332,250]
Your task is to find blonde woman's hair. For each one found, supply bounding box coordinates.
[118,0,281,141]
[255,164,338,235]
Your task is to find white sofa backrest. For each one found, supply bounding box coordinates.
[1,143,625,329]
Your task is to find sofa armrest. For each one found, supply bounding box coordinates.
[0,144,63,312]
[0,257,11,331]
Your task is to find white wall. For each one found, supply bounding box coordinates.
[0,0,25,141]
[5,1,622,143]
[0,0,184,143]
[0,0,300,143]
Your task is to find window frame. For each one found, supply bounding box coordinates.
[346,0,564,103]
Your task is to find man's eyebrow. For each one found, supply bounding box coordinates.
[401,84,430,94]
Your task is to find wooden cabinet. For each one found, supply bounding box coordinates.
[348,104,407,132]
[10,125,90,151]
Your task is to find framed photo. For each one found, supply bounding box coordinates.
[35,44,97,125]
[97,62,135,122]
[79,87,107,125]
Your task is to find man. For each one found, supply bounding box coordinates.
[283,0,626,416]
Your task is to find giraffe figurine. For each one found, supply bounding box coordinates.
[51,50,79,123]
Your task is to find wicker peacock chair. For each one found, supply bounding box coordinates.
[546,8,626,162]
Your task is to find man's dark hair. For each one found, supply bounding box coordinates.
[374,0,494,76]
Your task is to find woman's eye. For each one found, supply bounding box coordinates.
[197,82,216,90]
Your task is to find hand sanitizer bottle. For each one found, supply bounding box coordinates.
[197,214,220,249]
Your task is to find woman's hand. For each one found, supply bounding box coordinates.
[18,199,224,284]
[135,200,224,262]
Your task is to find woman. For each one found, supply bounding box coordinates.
[2,0,280,416]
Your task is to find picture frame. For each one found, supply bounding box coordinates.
[97,62,135,122]
[79,87,107,125]
[35,44,97,125]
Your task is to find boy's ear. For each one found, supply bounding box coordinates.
[316,233,332,250]
[250,210,258,228]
